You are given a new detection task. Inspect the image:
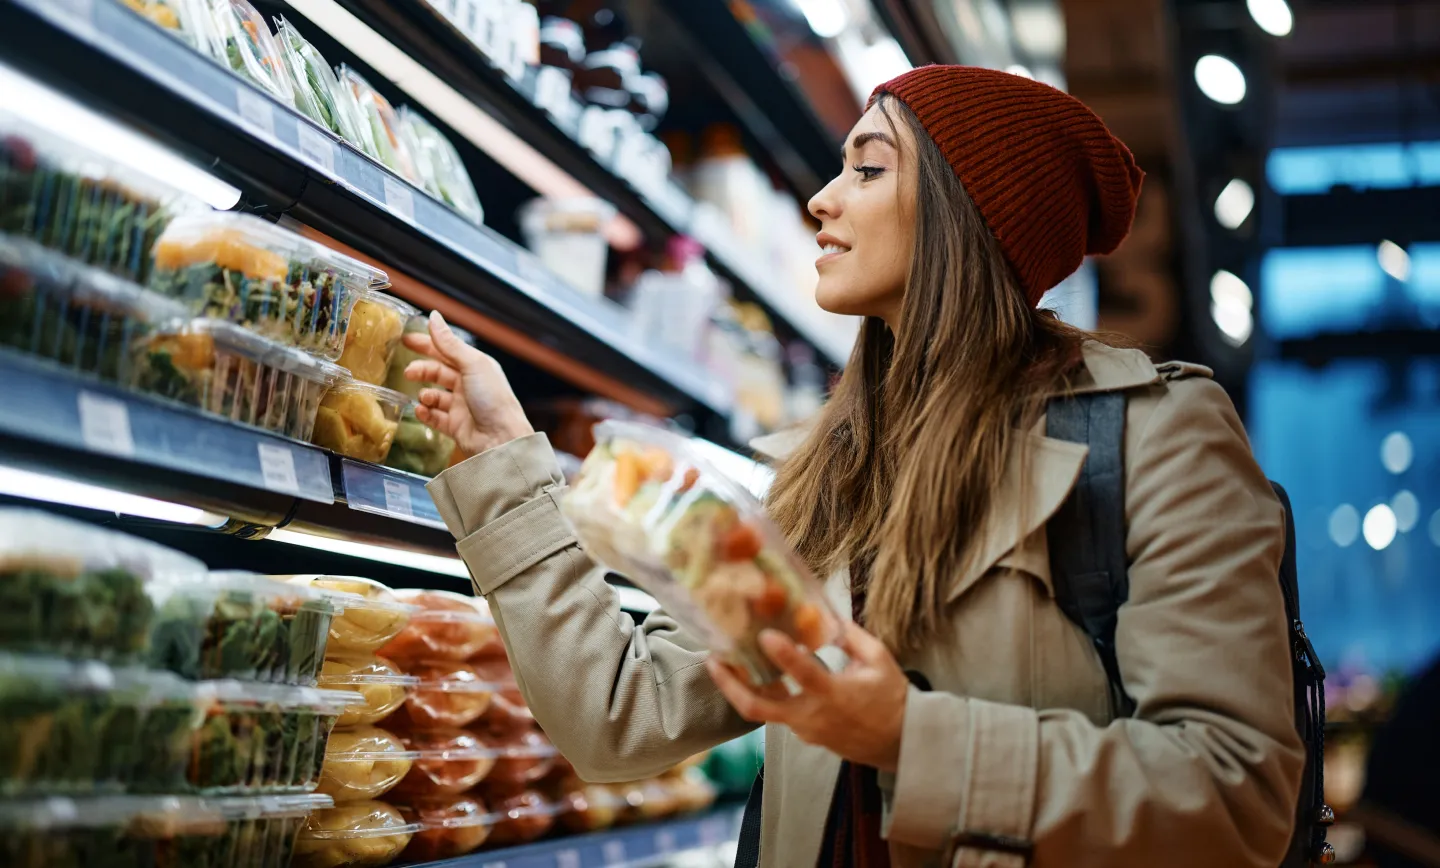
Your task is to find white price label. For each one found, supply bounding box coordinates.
[555,849,581,868]
[655,829,677,853]
[236,86,276,139]
[481,862,507,868]
[257,443,300,495]
[382,478,414,517]
[602,840,626,863]
[297,123,336,176]
[383,175,416,223]
[77,392,134,458]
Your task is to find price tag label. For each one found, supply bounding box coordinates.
[297,123,336,177]
[257,443,300,495]
[382,478,414,518]
[601,840,626,863]
[383,175,416,224]
[555,849,581,868]
[481,862,507,868]
[78,392,134,458]
[235,86,277,139]
[47,0,96,33]
[655,829,677,853]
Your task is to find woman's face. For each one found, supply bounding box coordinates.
[808,103,919,327]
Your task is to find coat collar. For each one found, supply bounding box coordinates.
[747,343,1167,602]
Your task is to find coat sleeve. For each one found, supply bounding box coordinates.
[884,377,1306,868]
[426,433,755,782]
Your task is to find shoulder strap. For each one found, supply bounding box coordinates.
[734,765,764,868]
[1046,391,1136,717]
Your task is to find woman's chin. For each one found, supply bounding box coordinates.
[814,282,888,319]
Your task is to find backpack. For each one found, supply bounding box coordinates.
[1046,388,1333,867]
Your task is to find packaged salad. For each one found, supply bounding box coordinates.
[129,318,344,440]
[148,212,386,359]
[0,509,205,663]
[0,112,198,282]
[188,681,357,794]
[382,315,458,477]
[337,66,421,184]
[318,654,416,728]
[396,107,484,225]
[316,725,417,803]
[202,794,334,868]
[274,17,369,146]
[0,795,228,868]
[293,801,419,868]
[401,659,503,728]
[387,726,498,798]
[0,654,203,796]
[562,421,839,684]
[280,576,416,655]
[396,795,494,861]
[0,236,189,383]
[335,293,418,386]
[376,589,499,663]
[206,0,294,103]
[120,0,217,52]
[311,378,409,463]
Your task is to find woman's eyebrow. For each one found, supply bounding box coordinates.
[841,131,896,160]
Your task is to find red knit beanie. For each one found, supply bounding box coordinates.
[871,65,1144,307]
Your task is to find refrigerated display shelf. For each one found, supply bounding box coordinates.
[0,0,731,422]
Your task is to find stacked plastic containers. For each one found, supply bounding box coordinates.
[0,509,369,867]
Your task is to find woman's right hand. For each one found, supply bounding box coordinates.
[402,311,534,461]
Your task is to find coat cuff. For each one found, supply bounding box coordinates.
[427,433,565,540]
[888,691,1040,866]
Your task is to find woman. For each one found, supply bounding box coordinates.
[411,66,1304,868]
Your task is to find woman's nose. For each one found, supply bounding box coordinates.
[808,175,843,221]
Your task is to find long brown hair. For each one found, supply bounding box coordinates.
[766,94,1093,655]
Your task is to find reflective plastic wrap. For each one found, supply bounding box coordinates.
[337,67,420,184]
[274,17,369,147]
[292,801,420,868]
[317,654,415,728]
[280,576,416,656]
[395,794,494,861]
[311,378,410,463]
[396,107,484,225]
[205,0,294,102]
[0,795,228,868]
[376,590,498,663]
[335,293,418,386]
[316,725,417,804]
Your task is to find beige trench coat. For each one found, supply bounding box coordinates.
[428,342,1305,868]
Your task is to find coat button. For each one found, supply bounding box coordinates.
[1316,842,1336,864]
[1317,804,1335,826]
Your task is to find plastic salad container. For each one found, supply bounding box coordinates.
[145,571,342,685]
[0,111,199,283]
[318,655,416,728]
[0,236,190,383]
[0,654,203,796]
[316,725,418,803]
[293,801,420,868]
[396,795,494,861]
[400,659,506,729]
[279,575,416,655]
[206,0,294,103]
[383,315,457,477]
[376,589,499,663]
[387,727,499,798]
[0,796,229,868]
[337,66,421,183]
[188,681,358,794]
[484,790,557,847]
[335,293,419,386]
[311,378,410,463]
[561,420,840,684]
[120,0,217,52]
[486,729,558,790]
[203,793,334,868]
[148,212,387,359]
[274,17,368,147]
[396,107,484,225]
[553,779,625,833]
[0,509,205,662]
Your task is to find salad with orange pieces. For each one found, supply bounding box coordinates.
[561,421,837,683]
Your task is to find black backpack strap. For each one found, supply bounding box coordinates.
[734,764,764,868]
[1046,391,1136,717]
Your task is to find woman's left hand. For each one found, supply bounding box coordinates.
[706,622,911,773]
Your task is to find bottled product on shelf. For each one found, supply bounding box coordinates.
[628,235,726,365]
[518,196,616,298]
[311,376,412,463]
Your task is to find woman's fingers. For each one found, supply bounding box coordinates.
[428,311,472,366]
[404,359,461,391]
[706,658,789,723]
[413,403,452,430]
[418,388,453,412]
[758,629,833,695]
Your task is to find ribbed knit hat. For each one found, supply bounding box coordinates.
[871,65,1144,307]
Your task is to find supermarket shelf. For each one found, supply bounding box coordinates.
[421,806,742,868]
[318,0,855,366]
[339,458,447,531]
[0,0,731,419]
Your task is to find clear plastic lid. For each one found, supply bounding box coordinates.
[207,0,295,102]
[202,679,363,714]
[318,654,416,728]
[279,576,416,654]
[324,379,413,411]
[560,420,839,685]
[337,66,421,184]
[0,795,222,831]
[313,377,412,463]
[0,508,205,579]
[202,792,334,820]
[355,292,420,322]
[300,802,423,839]
[377,591,499,664]
[139,318,349,381]
[318,656,420,690]
[152,211,390,291]
[0,235,190,322]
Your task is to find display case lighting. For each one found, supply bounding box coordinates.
[0,465,223,526]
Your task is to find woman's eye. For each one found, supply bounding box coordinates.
[852,164,885,181]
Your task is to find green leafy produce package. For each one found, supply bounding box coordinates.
[0,508,206,663]
[337,66,422,184]
[0,234,189,383]
[119,0,219,54]
[397,107,484,226]
[204,0,295,103]
[147,212,387,359]
[274,16,370,149]
[0,110,201,282]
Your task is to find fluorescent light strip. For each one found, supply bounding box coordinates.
[0,62,242,210]
[0,465,220,525]
[282,0,642,250]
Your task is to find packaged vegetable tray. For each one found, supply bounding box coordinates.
[561,420,839,684]
[311,377,410,463]
[385,407,456,477]
[148,212,387,359]
[146,570,344,685]
[318,654,417,728]
[376,589,499,663]
[188,680,358,794]
[335,293,419,386]
[279,575,417,654]
[205,0,294,103]
[274,17,369,147]
[316,725,418,803]
[203,793,334,868]
[0,508,205,662]
[293,800,420,868]
[120,0,217,53]
[337,66,421,184]
[0,234,189,383]
[396,794,495,861]
[0,111,200,282]
[397,107,484,225]
[0,654,204,796]
[129,318,344,441]
[0,795,229,868]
